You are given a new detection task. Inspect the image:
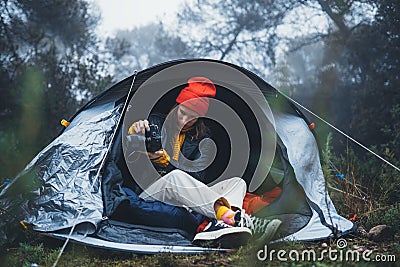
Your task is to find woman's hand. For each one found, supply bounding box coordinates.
[128,120,163,160]
[147,150,163,160]
[128,119,150,135]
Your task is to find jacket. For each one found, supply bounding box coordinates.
[148,113,213,183]
[125,113,214,194]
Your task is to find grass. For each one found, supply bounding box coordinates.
[0,231,399,266]
[323,132,400,228]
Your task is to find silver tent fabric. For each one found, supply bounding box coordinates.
[274,113,354,240]
[16,105,120,233]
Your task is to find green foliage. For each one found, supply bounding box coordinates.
[364,204,400,233]
[0,0,113,178]
[343,1,400,152]
[324,134,400,237]
[328,144,400,212]
[2,243,59,267]
[394,243,400,257]
[381,104,400,158]
[322,132,333,180]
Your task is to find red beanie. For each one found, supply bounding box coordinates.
[176,77,217,116]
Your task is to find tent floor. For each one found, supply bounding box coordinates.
[44,232,230,254]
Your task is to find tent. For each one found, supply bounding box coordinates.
[0,59,355,253]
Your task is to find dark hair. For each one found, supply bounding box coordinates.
[194,119,208,140]
[169,104,208,140]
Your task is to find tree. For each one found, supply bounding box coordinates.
[176,0,301,74]
[281,1,399,160]
[175,0,375,76]
[105,23,194,81]
[0,0,113,177]
[345,0,400,154]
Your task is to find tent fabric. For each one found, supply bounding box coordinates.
[45,232,228,254]
[0,105,121,235]
[0,59,356,251]
[273,113,355,240]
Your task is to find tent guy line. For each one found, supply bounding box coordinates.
[277,89,400,173]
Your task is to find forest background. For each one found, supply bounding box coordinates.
[0,0,399,265]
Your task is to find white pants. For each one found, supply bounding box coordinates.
[139,169,247,219]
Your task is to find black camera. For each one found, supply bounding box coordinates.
[145,124,162,153]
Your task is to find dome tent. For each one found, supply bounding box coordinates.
[0,59,355,253]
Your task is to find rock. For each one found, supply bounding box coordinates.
[321,242,328,248]
[367,225,394,241]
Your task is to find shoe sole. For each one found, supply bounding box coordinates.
[193,227,252,249]
[254,219,282,247]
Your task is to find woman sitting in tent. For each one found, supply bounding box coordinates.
[124,76,281,247]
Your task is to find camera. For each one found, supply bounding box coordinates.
[145,124,162,152]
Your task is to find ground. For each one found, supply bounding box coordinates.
[1,231,398,266]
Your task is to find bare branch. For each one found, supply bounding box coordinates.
[316,0,351,38]
[219,26,243,60]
